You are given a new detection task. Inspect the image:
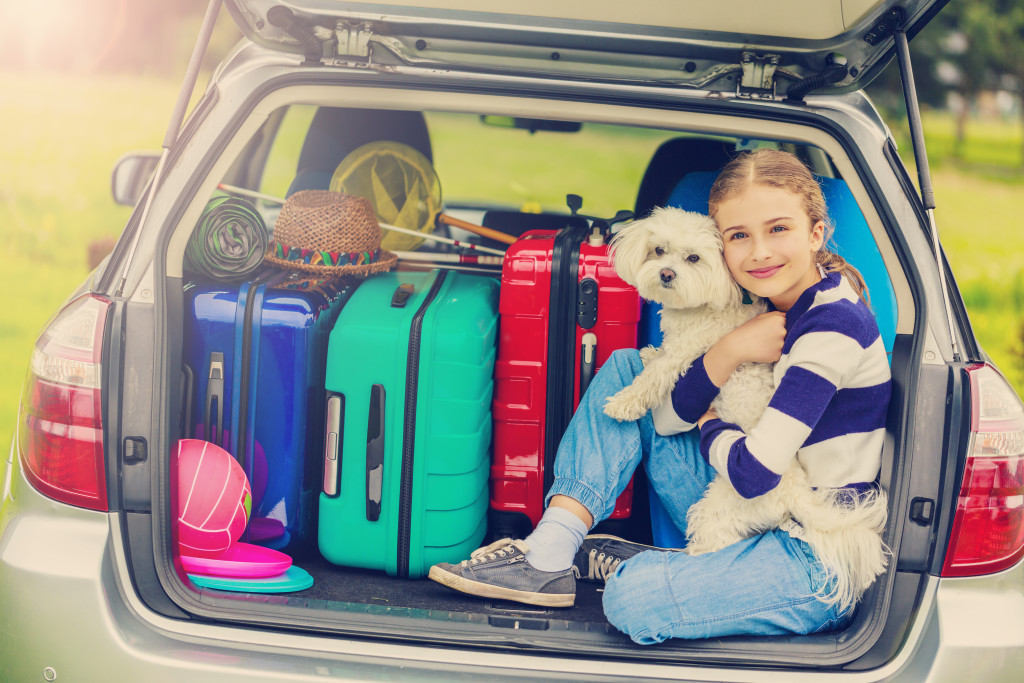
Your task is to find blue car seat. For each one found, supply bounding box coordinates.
[646,171,898,548]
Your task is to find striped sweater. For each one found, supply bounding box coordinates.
[654,272,892,498]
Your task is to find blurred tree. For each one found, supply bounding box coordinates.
[940,0,1005,157]
[990,0,1024,165]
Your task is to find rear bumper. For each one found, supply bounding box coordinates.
[3,455,1023,682]
[912,565,1024,680]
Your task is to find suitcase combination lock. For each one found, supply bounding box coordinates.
[577,278,599,329]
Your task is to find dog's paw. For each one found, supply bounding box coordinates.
[638,345,660,365]
[683,539,716,557]
[684,530,740,556]
[603,390,649,422]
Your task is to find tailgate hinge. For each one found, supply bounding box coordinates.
[738,52,780,99]
[335,21,374,58]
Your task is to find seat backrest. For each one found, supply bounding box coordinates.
[654,171,897,354]
[634,138,735,219]
[286,107,433,197]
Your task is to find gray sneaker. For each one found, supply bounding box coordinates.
[428,538,576,607]
[572,534,670,583]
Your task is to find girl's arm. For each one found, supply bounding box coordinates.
[698,305,888,497]
[652,312,786,436]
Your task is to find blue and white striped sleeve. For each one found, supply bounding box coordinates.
[651,354,721,435]
[699,304,878,497]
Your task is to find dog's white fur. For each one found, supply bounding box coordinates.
[605,207,888,612]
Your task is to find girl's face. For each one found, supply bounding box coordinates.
[715,183,825,312]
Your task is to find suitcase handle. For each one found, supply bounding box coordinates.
[391,283,415,308]
[323,393,343,497]
[181,364,195,439]
[365,384,386,522]
[204,352,225,446]
[580,333,597,397]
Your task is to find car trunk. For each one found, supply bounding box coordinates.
[112,0,960,671]
[123,82,941,671]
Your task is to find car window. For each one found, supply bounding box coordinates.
[249,105,699,218]
[244,105,841,225]
[259,104,317,199]
[425,112,679,216]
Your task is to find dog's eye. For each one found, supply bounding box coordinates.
[687,254,700,263]
[654,246,665,256]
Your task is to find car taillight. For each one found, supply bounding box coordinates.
[17,294,111,511]
[942,363,1024,577]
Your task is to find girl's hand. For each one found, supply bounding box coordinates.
[703,311,787,386]
[697,409,718,428]
[728,311,787,363]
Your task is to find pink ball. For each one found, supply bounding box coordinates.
[175,439,252,558]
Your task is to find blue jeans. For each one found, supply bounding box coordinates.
[545,349,849,644]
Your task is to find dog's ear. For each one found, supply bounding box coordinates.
[707,256,744,310]
[609,219,652,285]
[703,215,744,310]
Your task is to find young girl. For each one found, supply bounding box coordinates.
[429,148,892,644]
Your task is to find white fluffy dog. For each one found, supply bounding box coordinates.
[604,207,888,612]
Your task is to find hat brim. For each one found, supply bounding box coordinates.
[263,249,398,278]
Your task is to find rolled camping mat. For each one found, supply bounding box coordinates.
[184,195,269,282]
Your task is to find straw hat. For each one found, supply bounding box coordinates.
[265,190,397,277]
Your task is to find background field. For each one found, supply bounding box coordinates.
[2,69,1023,456]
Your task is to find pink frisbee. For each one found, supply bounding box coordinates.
[180,542,292,578]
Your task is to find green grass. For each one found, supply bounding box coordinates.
[909,114,1024,178]
[2,71,1023,458]
[1,70,177,453]
[927,166,1024,390]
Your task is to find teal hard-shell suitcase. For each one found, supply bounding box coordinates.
[318,269,499,577]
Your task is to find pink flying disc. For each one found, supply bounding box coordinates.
[180,542,292,578]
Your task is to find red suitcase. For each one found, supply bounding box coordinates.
[490,212,642,535]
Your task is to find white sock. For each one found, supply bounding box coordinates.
[523,505,589,572]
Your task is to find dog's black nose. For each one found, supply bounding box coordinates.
[660,269,675,285]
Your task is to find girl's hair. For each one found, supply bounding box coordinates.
[707,148,869,303]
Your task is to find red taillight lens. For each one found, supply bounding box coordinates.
[17,294,111,511]
[942,363,1024,577]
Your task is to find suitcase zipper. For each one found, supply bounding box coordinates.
[235,285,261,471]
[233,284,261,543]
[232,273,274,542]
[228,282,252,463]
[543,226,589,497]
[397,270,449,578]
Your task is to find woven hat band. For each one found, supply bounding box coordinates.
[270,242,384,268]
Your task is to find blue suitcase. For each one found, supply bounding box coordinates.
[183,274,355,550]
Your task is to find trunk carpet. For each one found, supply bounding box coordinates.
[288,547,612,628]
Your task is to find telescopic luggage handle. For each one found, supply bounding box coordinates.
[566,194,634,235]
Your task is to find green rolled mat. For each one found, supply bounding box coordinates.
[184,195,269,282]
